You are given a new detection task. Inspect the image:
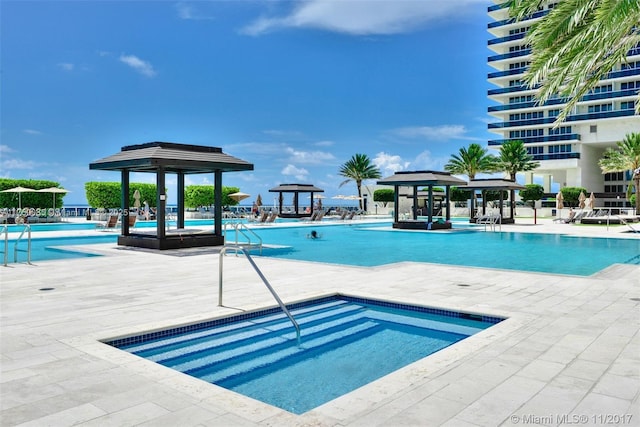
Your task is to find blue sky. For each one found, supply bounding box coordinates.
[1,0,496,206]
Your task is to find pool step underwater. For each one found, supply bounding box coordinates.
[125,302,473,388]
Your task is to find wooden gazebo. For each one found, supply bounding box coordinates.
[89,142,253,249]
[377,170,466,230]
[269,184,324,218]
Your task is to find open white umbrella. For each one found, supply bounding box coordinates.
[229,192,250,203]
[1,186,37,209]
[589,192,596,210]
[578,191,586,209]
[37,187,69,210]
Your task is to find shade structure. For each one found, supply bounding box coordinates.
[556,191,564,210]
[37,187,70,210]
[229,191,250,203]
[1,186,37,209]
[269,183,324,218]
[579,191,586,209]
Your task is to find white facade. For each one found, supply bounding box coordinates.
[487,1,640,207]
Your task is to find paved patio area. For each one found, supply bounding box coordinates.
[1,218,639,426]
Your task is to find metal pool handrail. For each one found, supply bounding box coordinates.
[1,225,7,266]
[13,224,32,265]
[224,222,263,255]
[218,244,301,345]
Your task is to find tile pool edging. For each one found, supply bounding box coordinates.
[102,292,505,348]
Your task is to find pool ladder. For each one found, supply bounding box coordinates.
[1,224,32,266]
[223,222,263,254]
[218,244,301,345]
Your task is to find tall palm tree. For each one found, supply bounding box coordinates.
[444,143,498,217]
[338,153,382,210]
[497,140,540,219]
[510,0,640,123]
[444,143,498,180]
[599,132,640,213]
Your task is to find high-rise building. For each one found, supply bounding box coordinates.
[487,1,639,207]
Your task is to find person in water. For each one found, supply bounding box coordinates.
[308,230,319,239]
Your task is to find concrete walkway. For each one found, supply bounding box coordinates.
[1,218,638,426]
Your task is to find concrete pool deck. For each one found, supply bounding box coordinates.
[1,218,639,426]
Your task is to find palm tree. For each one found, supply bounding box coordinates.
[444,143,498,180]
[338,153,382,210]
[444,143,498,217]
[497,140,540,219]
[510,0,640,123]
[599,132,640,213]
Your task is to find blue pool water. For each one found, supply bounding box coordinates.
[8,221,639,274]
[108,295,502,414]
[252,223,640,276]
[8,235,118,262]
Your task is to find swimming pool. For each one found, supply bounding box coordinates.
[106,295,502,414]
[252,223,640,276]
[8,222,639,275]
[7,235,118,262]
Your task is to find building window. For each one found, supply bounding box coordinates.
[621,61,640,70]
[548,126,572,135]
[604,172,625,181]
[590,125,597,133]
[621,81,640,90]
[548,109,560,118]
[526,146,544,155]
[621,101,636,110]
[587,104,613,113]
[590,84,612,94]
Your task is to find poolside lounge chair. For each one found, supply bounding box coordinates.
[96,214,119,230]
[265,212,278,223]
[128,215,137,228]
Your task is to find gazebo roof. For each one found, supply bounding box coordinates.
[377,170,467,186]
[269,184,324,193]
[460,178,526,190]
[89,142,253,174]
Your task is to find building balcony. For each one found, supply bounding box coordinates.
[488,134,581,146]
[532,153,581,161]
[488,49,531,62]
[488,33,526,46]
[488,9,548,29]
[488,68,527,79]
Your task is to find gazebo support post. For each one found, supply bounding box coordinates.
[394,185,400,223]
[427,185,433,223]
[445,186,451,221]
[412,186,418,219]
[177,172,185,228]
[156,167,166,239]
[214,171,222,237]
[121,170,130,236]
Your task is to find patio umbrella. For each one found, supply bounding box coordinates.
[589,192,596,209]
[229,191,250,203]
[1,186,37,210]
[578,191,586,209]
[255,194,263,207]
[133,189,141,208]
[555,192,564,210]
[37,187,69,210]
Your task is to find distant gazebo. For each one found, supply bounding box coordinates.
[460,178,526,224]
[377,170,466,230]
[269,184,324,218]
[89,142,253,250]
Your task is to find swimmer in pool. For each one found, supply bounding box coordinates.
[307,230,320,239]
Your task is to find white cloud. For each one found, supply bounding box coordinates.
[119,54,157,77]
[285,147,335,164]
[176,2,214,20]
[389,125,468,141]
[1,158,37,170]
[241,0,484,36]
[0,145,14,153]
[373,152,409,176]
[57,63,74,71]
[281,164,309,181]
[314,140,335,147]
[23,129,43,135]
